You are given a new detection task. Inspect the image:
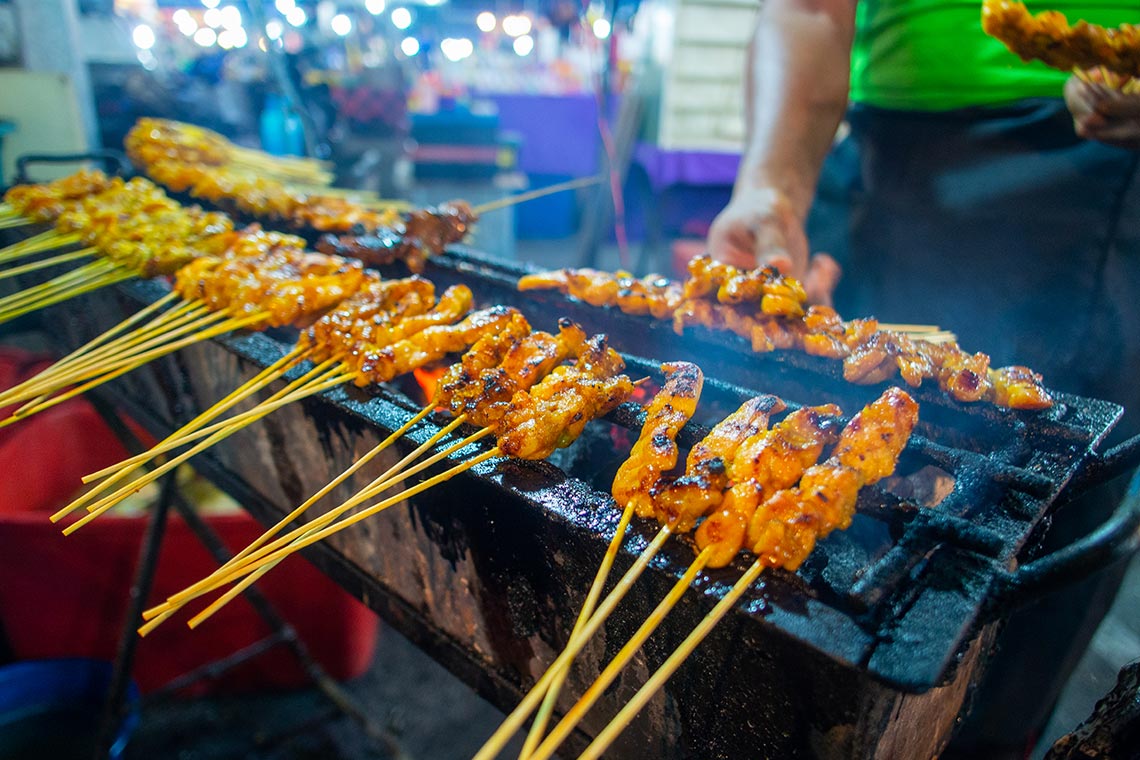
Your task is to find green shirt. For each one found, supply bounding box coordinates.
[849,1,1137,111]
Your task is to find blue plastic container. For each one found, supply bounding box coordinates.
[0,659,139,760]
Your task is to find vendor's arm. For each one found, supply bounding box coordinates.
[1065,75,1140,152]
[707,0,855,300]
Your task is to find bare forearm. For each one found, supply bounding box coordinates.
[738,0,856,221]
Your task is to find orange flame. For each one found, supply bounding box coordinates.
[413,366,449,404]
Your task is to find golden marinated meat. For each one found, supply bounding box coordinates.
[357,305,522,385]
[515,262,1054,410]
[517,268,684,320]
[695,404,843,568]
[610,362,704,521]
[651,394,785,534]
[982,0,1140,78]
[746,388,919,570]
[683,254,807,317]
[438,317,587,428]
[497,334,632,460]
[172,247,366,328]
[3,169,116,222]
[988,365,1055,410]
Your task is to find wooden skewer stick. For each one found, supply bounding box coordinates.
[577,559,768,760]
[0,303,224,409]
[0,231,79,263]
[0,289,178,410]
[1,312,266,429]
[181,423,495,631]
[49,347,312,523]
[78,347,312,484]
[0,263,134,325]
[145,414,482,625]
[472,175,603,216]
[0,248,96,281]
[520,500,639,758]
[182,447,503,624]
[0,203,14,216]
[0,260,117,316]
[61,359,342,532]
[527,547,715,760]
[472,526,674,760]
[137,404,436,628]
[0,217,33,230]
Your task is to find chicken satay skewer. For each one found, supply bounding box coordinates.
[475,364,702,760]
[578,388,920,759]
[147,316,593,627]
[59,293,493,538]
[76,279,471,483]
[518,401,844,759]
[517,362,704,758]
[518,393,782,758]
[153,327,632,630]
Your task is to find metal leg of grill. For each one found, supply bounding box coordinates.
[83,390,402,760]
[92,471,176,760]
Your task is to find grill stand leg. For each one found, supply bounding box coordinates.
[83,390,403,760]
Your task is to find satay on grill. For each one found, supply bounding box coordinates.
[746,387,919,570]
[496,333,634,460]
[518,268,684,320]
[517,255,1055,411]
[610,362,704,520]
[651,394,785,541]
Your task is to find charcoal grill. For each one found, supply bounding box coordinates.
[4,217,1140,758]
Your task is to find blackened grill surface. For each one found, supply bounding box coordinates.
[98,271,1123,695]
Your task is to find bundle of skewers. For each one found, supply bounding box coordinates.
[982,0,1140,93]
[124,117,337,189]
[519,260,1054,410]
[470,364,919,758]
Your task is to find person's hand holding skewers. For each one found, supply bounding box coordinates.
[1065,74,1140,151]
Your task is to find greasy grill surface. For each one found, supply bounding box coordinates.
[90,269,1125,693]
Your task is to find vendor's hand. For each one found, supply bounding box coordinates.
[706,187,841,305]
[1065,74,1140,151]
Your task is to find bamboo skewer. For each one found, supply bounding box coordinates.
[519,499,640,758]
[578,559,768,760]
[0,262,133,325]
[60,359,346,534]
[472,175,603,217]
[527,547,715,760]
[77,346,312,485]
[47,347,312,523]
[182,421,492,630]
[0,231,80,264]
[183,446,502,618]
[135,404,436,631]
[0,248,96,281]
[144,415,484,627]
[0,289,178,409]
[0,217,33,230]
[472,526,674,760]
[0,302,225,409]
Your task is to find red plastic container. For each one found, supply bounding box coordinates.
[0,348,379,695]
